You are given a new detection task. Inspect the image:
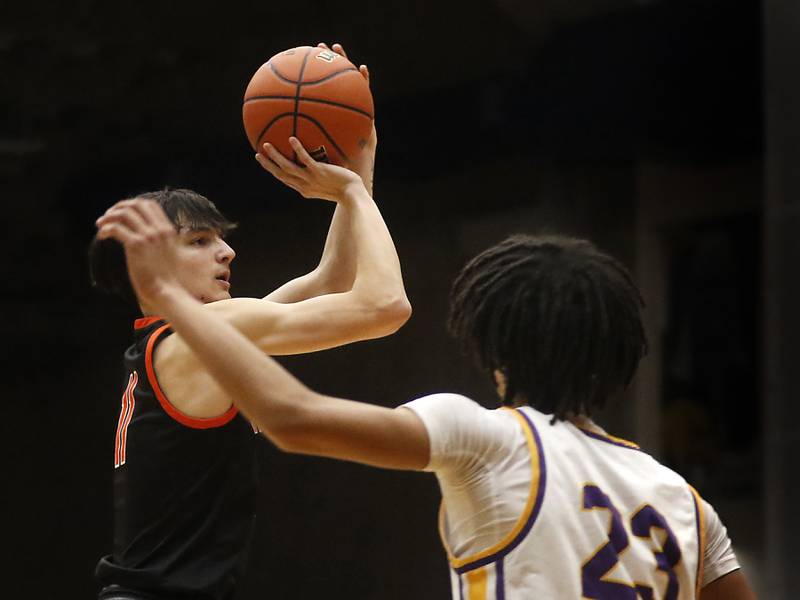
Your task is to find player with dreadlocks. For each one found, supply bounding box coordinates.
[96,197,756,599]
[448,235,648,420]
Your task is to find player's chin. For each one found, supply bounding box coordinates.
[202,289,232,303]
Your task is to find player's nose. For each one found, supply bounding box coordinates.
[218,240,236,264]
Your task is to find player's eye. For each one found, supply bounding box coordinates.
[191,236,210,246]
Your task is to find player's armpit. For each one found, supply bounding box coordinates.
[268,400,431,470]
[700,569,758,600]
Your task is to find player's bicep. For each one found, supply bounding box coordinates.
[700,569,757,600]
[274,399,431,470]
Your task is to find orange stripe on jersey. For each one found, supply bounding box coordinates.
[119,371,138,465]
[114,380,128,467]
[134,316,164,330]
[114,372,138,468]
[144,324,238,429]
[689,485,706,595]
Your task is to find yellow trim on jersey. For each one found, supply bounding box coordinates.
[466,566,488,600]
[439,407,541,569]
[689,485,706,596]
[576,426,641,449]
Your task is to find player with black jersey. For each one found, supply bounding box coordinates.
[94,317,259,599]
[90,49,410,600]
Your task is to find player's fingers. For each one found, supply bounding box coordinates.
[359,64,370,83]
[96,221,140,246]
[101,198,137,217]
[331,43,347,59]
[261,142,300,173]
[126,199,162,228]
[97,205,149,235]
[256,147,306,183]
[101,199,153,227]
[138,200,175,236]
[255,152,306,187]
[317,42,329,50]
[288,137,317,170]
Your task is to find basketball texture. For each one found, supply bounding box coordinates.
[243,46,374,166]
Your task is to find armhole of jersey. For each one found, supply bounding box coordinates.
[689,485,707,595]
[145,324,239,429]
[441,406,547,573]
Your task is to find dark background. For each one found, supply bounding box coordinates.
[3,0,798,597]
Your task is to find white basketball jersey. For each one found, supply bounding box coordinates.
[441,407,706,600]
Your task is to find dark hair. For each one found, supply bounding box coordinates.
[447,234,648,421]
[88,188,237,305]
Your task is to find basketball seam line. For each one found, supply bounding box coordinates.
[296,67,359,86]
[296,113,348,162]
[292,48,313,145]
[243,95,373,119]
[267,64,358,86]
[255,113,294,151]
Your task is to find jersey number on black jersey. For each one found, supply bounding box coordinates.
[114,371,138,468]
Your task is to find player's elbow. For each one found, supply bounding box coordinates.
[266,408,330,456]
[369,295,412,336]
[259,402,319,455]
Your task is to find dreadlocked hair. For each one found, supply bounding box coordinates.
[447,234,648,421]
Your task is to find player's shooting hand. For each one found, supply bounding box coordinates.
[95,199,186,307]
[318,42,377,194]
[256,137,365,202]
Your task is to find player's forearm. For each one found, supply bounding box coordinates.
[344,183,411,326]
[263,205,354,303]
[305,156,381,299]
[310,202,357,293]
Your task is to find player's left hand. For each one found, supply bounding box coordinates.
[256,137,366,203]
[318,42,377,194]
[95,199,185,307]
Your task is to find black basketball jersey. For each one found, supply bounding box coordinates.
[96,317,258,600]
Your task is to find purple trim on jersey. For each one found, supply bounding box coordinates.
[454,408,547,574]
[691,491,703,587]
[578,427,644,452]
[495,558,506,600]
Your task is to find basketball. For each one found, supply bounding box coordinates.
[243,46,374,166]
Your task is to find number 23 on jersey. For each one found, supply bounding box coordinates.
[581,483,682,600]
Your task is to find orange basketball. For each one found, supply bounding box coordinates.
[243,46,374,166]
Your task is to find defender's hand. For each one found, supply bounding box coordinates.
[256,137,365,202]
[95,199,186,307]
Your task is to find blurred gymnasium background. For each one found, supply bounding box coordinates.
[2,0,797,597]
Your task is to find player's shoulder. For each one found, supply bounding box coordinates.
[404,392,497,419]
[403,393,522,436]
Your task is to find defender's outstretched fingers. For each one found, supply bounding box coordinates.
[97,221,139,245]
[126,199,163,229]
[98,205,149,235]
[139,200,175,235]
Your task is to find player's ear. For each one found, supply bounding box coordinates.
[493,368,508,399]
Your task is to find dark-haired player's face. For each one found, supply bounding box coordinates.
[173,228,235,303]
